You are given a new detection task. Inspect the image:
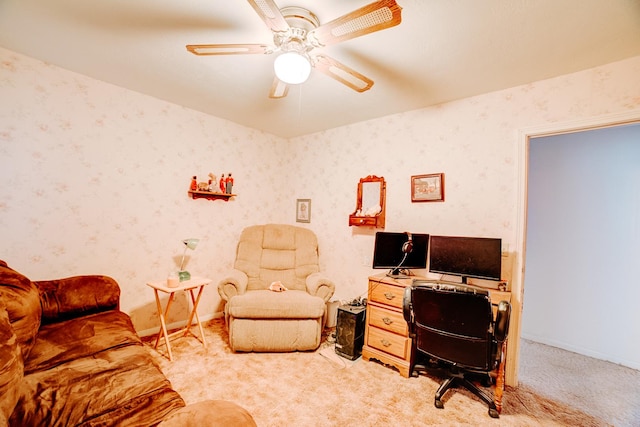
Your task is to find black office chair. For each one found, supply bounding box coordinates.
[403,281,511,418]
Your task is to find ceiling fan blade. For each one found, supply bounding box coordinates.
[186,44,270,55]
[313,55,374,93]
[247,0,290,33]
[269,78,289,98]
[308,0,402,47]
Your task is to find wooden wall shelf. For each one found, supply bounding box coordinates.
[188,191,236,201]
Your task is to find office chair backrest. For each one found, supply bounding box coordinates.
[405,282,494,371]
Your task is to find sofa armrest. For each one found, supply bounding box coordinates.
[306,273,335,302]
[34,275,120,324]
[217,270,249,302]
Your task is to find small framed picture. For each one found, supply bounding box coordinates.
[296,199,311,223]
[411,173,445,202]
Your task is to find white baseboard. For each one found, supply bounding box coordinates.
[137,311,224,337]
[521,333,640,371]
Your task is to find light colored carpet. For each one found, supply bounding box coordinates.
[144,319,639,426]
[518,339,640,427]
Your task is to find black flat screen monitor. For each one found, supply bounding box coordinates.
[429,235,502,283]
[372,232,429,277]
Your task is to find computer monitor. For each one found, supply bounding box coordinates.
[428,235,502,283]
[372,231,429,277]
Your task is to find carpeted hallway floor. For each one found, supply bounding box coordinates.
[143,319,640,426]
[516,338,640,426]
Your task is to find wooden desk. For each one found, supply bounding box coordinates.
[362,275,511,377]
[147,276,211,361]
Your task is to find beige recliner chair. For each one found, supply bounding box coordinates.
[218,224,335,352]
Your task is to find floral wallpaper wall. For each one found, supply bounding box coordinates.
[2,45,640,334]
[289,55,640,303]
[0,47,290,332]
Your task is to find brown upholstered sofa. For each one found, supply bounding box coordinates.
[218,224,335,352]
[0,260,186,426]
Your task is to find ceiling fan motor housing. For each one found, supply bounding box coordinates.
[273,7,320,55]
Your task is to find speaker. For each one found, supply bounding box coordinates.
[335,304,366,360]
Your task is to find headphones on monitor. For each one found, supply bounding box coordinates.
[402,232,413,254]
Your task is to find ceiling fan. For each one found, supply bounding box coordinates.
[186,0,402,99]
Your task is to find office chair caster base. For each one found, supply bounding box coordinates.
[434,399,444,409]
[488,408,499,419]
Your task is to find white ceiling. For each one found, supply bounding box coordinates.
[1,0,639,138]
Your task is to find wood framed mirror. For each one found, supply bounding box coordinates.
[349,175,386,228]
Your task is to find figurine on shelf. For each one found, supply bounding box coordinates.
[190,176,197,191]
[219,174,225,193]
[225,173,234,194]
[208,172,217,192]
[364,205,382,217]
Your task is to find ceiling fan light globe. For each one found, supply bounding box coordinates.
[274,52,311,85]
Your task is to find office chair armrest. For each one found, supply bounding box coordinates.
[494,300,511,342]
[402,286,414,332]
[217,269,249,301]
[306,273,335,302]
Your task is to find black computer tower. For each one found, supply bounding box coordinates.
[335,304,366,360]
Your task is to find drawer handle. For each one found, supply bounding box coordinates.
[384,292,395,300]
[380,339,391,347]
[382,317,393,325]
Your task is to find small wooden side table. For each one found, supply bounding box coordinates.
[147,276,212,361]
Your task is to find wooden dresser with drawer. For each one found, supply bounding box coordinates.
[362,274,415,377]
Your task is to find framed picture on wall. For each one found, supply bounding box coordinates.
[296,199,311,223]
[411,173,445,202]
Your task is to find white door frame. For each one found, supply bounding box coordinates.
[508,109,640,385]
